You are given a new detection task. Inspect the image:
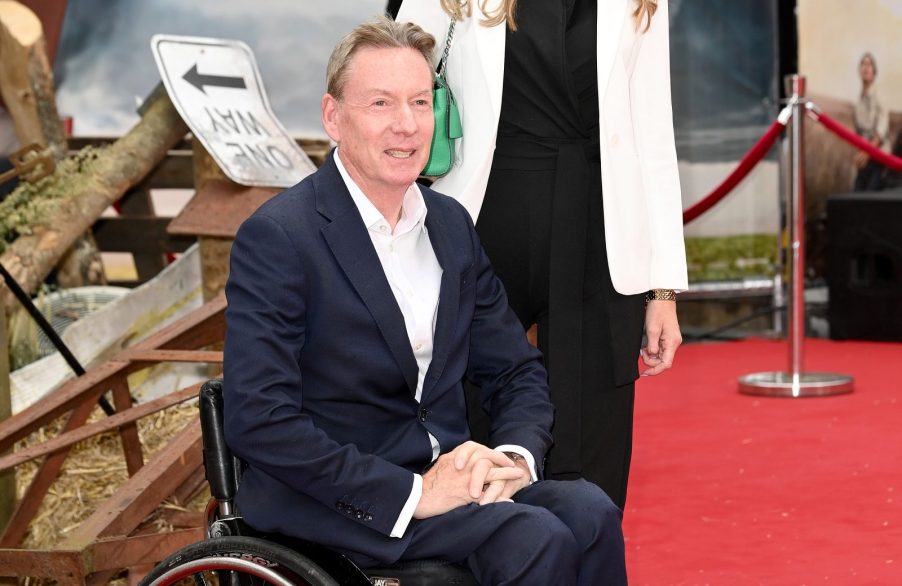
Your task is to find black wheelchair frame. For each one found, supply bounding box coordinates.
[139,379,478,586]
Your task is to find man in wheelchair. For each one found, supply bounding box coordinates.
[222,17,627,586]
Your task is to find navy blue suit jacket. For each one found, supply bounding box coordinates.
[223,152,553,563]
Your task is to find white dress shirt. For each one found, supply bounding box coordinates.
[335,150,536,538]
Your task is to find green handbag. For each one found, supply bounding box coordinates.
[422,18,463,177]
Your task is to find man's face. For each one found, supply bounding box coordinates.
[322,46,434,197]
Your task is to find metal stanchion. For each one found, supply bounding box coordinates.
[738,75,853,397]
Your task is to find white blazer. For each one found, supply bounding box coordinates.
[397,0,688,294]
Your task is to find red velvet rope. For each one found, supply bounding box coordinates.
[682,118,786,225]
[809,109,902,172]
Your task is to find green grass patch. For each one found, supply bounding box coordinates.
[685,233,778,282]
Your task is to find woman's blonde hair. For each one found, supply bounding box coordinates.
[440,0,657,32]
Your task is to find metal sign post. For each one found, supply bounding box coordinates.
[738,75,853,397]
[151,34,316,188]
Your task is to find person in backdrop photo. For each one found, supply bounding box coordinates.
[395,0,687,510]
[852,52,890,192]
[223,17,627,585]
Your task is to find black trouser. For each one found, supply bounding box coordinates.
[470,150,645,509]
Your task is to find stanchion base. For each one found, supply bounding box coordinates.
[738,372,854,397]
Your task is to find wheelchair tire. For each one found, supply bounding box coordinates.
[140,535,341,586]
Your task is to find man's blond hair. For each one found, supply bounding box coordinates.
[326,16,436,100]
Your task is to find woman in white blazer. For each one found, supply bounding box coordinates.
[397,0,687,508]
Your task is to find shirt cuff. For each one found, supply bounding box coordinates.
[494,444,538,483]
[390,473,422,538]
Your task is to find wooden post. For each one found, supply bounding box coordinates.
[192,142,234,303]
[0,0,67,160]
[0,301,13,534]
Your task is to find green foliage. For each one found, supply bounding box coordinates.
[0,147,104,253]
[685,234,779,282]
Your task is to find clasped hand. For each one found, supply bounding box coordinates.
[413,441,530,519]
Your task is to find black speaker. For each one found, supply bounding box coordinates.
[827,189,902,340]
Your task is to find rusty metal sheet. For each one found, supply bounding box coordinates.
[167,179,279,238]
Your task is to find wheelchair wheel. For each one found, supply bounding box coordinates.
[140,536,340,586]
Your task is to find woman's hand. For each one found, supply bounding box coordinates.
[640,300,682,376]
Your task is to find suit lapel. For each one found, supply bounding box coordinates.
[316,154,419,395]
[420,197,459,399]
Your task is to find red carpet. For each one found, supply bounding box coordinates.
[624,338,902,585]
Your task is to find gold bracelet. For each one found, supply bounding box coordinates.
[645,289,677,305]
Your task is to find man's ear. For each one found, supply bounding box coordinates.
[321,94,341,143]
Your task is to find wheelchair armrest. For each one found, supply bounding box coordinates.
[199,379,240,502]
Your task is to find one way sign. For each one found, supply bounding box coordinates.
[151,34,316,188]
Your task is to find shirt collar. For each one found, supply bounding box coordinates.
[334,148,427,235]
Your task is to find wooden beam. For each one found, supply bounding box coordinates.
[57,422,202,549]
[111,377,144,477]
[0,294,224,454]
[0,547,84,581]
[0,360,130,453]
[0,384,199,473]
[118,349,223,364]
[87,527,204,574]
[0,290,12,532]
[152,292,226,351]
[170,464,208,508]
[92,217,195,254]
[0,397,95,547]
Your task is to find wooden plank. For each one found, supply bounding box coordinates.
[111,378,144,477]
[0,294,12,535]
[87,528,204,574]
[57,422,203,548]
[0,384,199,472]
[0,548,84,581]
[149,293,226,351]
[0,295,224,454]
[126,564,157,586]
[93,217,195,254]
[138,151,194,190]
[0,360,131,453]
[115,189,167,283]
[117,349,223,364]
[171,464,208,508]
[0,397,95,547]
[85,570,118,586]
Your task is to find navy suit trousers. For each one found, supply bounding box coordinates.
[339,479,627,586]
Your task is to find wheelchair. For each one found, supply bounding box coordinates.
[140,380,478,586]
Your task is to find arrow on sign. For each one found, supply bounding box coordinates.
[182,64,247,94]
